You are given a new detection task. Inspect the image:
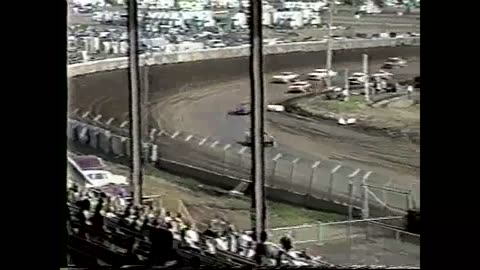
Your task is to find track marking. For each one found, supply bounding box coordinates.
[210,141,219,148]
[199,137,208,146]
[185,135,193,142]
[171,131,180,139]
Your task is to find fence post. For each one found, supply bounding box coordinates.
[223,144,231,173]
[383,179,390,211]
[406,190,412,211]
[272,153,283,187]
[317,223,324,245]
[238,146,247,170]
[362,171,372,219]
[151,144,158,163]
[308,161,321,197]
[289,158,300,190]
[329,164,342,200]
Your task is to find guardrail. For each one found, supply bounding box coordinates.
[68,37,420,77]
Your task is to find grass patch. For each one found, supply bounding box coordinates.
[301,95,367,114]
[103,161,345,229]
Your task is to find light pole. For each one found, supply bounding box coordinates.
[326,0,334,89]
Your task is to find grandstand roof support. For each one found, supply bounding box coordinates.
[249,0,267,262]
[128,0,143,206]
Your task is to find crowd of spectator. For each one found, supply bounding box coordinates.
[67,184,325,267]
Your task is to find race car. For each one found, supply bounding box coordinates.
[287,81,312,93]
[271,72,300,84]
[307,69,337,81]
[382,57,408,69]
[228,103,250,115]
[348,72,368,84]
[244,131,276,147]
[372,70,393,80]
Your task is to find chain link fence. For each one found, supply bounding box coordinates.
[67,115,419,216]
[267,217,420,267]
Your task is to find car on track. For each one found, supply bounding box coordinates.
[348,72,367,84]
[271,72,300,84]
[267,104,285,112]
[228,103,250,115]
[372,70,394,80]
[307,69,337,80]
[244,131,276,147]
[287,81,312,93]
[382,57,407,69]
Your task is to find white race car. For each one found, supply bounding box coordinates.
[382,57,408,69]
[372,70,393,80]
[348,72,368,84]
[307,69,337,81]
[271,72,300,84]
[287,81,312,93]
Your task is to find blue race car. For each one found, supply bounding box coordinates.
[228,103,251,116]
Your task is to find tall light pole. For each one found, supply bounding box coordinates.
[127,0,143,206]
[326,0,333,89]
[249,0,267,263]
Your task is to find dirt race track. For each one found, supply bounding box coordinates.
[69,46,420,206]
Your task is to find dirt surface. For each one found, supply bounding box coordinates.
[69,46,420,207]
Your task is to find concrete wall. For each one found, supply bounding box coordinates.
[68,37,420,77]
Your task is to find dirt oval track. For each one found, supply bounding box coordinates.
[69,46,420,202]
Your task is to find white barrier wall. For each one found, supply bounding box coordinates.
[68,37,420,77]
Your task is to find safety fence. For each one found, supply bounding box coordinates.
[67,113,419,216]
[267,216,420,267]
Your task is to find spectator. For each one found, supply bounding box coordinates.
[280,233,293,252]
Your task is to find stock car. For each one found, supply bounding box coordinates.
[382,57,408,69]
[244,131,276,147]
[307,69,338,81]
[228,103,250,115]
[287,81,312,93]
[271,72,300,84]
[372,70,394,80]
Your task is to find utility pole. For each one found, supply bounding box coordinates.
[128,0,143,206]
[363,53,370,102]
[326,0,333,89]
[249,0,267,264]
